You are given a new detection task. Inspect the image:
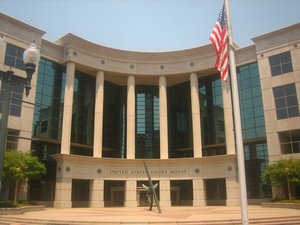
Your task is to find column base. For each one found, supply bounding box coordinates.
[125,201,138,207]
[54,200,72,208]
[226,199,240,206]
[90,200,104,208]
[193,200,206,206]
[160,200,171,207]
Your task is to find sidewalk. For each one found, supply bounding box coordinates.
[1,205,300,225]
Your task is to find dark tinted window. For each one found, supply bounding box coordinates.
[4,43,25,71]
[269,52,293,76]
[273,84,299,119]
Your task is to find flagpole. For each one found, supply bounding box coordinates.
[224,0,249,224]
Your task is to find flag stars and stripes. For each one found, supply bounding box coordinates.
[209,4,229,81]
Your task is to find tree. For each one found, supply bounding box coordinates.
[262,158,300,200]
[3,150,46,204]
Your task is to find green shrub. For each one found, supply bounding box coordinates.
[0,201,16,208]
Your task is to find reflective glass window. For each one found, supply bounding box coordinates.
[4,43,25,71]
[0,81,23,117]
[33,58,66,139]
[199,75,225,145]
[279,130,300,154]
[102,81,127,158]
[273,83,299,120]
[168,82,193,158]
[135,85,160,159]
[269,52,293,76]
[244,142,271,198]
[237,63,266,140]
[71,71,95,146]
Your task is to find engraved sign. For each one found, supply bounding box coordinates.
[106,167,190,178]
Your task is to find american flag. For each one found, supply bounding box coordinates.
[209,5,228,81]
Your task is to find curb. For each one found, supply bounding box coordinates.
[261,202,300,210]
[0,205,45,215]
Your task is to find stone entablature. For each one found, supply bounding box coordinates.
[53,154,238,180]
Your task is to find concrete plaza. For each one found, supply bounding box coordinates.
[1,205,300,224]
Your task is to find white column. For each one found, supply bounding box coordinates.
[226,177,240,206]
[125,180,137,207]
[54,178,72,208]
[160,180,171,207]
[190,73,202,158]
[93,71,104,158]
[61,62,75,154]
[222,81,235,155]
[127,75,135,159]
[193,178,206,206]
[159,76,169,159]
[90,179,104,207]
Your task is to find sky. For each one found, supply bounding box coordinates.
[1,0,300,52]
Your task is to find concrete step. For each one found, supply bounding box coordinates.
[1,216,300,225]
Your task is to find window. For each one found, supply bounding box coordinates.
[273,84,299,119]
[279,130,300,154]
[0,81,24,117]
[33,58,66,139]
[237,63,266,140]
[168,82,193,158]
[6,130,20,150]
[4,43,25,71]
[41,120,48,133]
[135,86,160,159]
[269,52,293,76]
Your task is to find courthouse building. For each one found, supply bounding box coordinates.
[0,13,299,207]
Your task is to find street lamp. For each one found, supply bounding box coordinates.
[0,37,40,196]
[285,167,292,200]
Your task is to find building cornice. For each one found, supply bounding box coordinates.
[0,13,45,46]
[252,23,300,53]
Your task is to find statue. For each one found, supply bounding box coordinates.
[143,160,162,213]
[142,183,158,211]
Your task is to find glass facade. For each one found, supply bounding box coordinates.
[135,85,160,159]
[30,58,66,201]
[237,62,270,198]
[244,143,270,198]
[199,74,226,156]
[33,58,66,140]
[70,71,95,155]
[237,63,266,140]
[168,82,193,158]
[102,81,127,158]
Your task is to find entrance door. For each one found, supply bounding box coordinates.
[71,179,90,208]
[111,187,125,206]
[104,180,125,207]
[205,178,226,206]
[170,187,180,206]
[137,181,159,207]
[170,180,193,206]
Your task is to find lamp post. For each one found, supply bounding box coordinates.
[0,37,40,196]
[285,167,292,200]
